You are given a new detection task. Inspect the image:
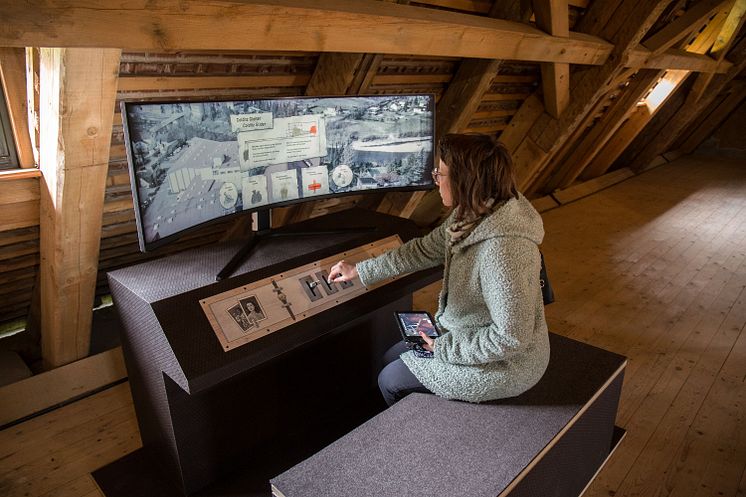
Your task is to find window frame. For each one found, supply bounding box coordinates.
[0,78,20,171]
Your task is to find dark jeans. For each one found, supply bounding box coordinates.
[378,341,432,406]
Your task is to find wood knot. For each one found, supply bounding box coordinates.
[87,127,98,137]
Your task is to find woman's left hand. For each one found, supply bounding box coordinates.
[419,331,435,352]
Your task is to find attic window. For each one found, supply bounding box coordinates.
[642,70,689,113]
[644,76,676,112]
[0,79,19,171]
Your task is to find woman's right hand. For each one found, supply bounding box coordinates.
[328,260,358,284]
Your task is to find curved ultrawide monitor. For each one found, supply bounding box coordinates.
[121,95,435,252]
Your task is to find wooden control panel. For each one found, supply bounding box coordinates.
[200,235,404,352]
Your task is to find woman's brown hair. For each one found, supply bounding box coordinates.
[438,133,518,221]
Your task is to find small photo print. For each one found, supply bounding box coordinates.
[239,295,267,330]
[227,303,253,332]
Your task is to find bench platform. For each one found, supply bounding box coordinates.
[270,333,626,497]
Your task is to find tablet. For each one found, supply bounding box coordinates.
[395,311,440,344]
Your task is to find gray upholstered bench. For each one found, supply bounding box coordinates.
[270,333,626,497]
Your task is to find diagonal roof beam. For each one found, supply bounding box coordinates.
[687,0,746,102]
[642,0,730,56]
[542,70,663,191]
[631,34,746,169]
[574,3,740,179]
[501,0,675,191]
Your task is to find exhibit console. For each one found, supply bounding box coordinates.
[96,209,443,496]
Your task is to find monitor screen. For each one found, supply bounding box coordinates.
[121,95,435,251]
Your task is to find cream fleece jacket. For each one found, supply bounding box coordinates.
[357,194,550,403]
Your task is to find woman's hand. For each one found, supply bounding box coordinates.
[328,260,358,284]
[419,330,435,352]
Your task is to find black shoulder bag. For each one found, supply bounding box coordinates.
[540,252,555,305]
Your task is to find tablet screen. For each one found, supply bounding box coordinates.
[397,312,439,338]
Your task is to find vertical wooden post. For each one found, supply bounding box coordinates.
[38,48,121,368]
[26,48,41,166]
[533,0,570,118]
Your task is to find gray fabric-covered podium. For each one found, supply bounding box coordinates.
[271,333,626,497]
[96,209,442,496]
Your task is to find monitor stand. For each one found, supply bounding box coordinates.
[216,208,376,281]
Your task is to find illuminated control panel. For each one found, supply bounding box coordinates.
[200,235,403,352]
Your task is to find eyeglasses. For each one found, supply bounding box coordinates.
[431,169,448,185]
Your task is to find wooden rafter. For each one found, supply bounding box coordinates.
[542,69,663,191]
[630,47,731,72]
[436,60,504,137]
[677,80,746,152]
[525,2,735,191]
[575,3,742,179]
[348,54,385,94]
[642,0,728,56]
[436,0,529,138]
[500,0,674,191]
[0,1,729,74]
[38,48,121,368]
[25,48,40,167]
[687,0,746,102]
[631,35,746,169]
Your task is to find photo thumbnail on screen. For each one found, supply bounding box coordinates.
[123,95,435,250]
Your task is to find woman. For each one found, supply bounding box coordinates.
[329,134,550,405]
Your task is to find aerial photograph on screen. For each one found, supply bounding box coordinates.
[123,95,434,246]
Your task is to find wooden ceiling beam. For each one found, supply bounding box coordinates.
[436,60,503,137]
[631,46,732,72]
[712,0,746,54]
[586,2,741,176]
[578,68,691,178]
[581,104,651,177]
[533,0,570,118]
[1,0,613,66]
[306,53,366,99]
[436,0,530,138]
[38,48,121,369]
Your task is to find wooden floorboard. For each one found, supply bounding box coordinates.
[1,153,745,497]
[541,154,746,497]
